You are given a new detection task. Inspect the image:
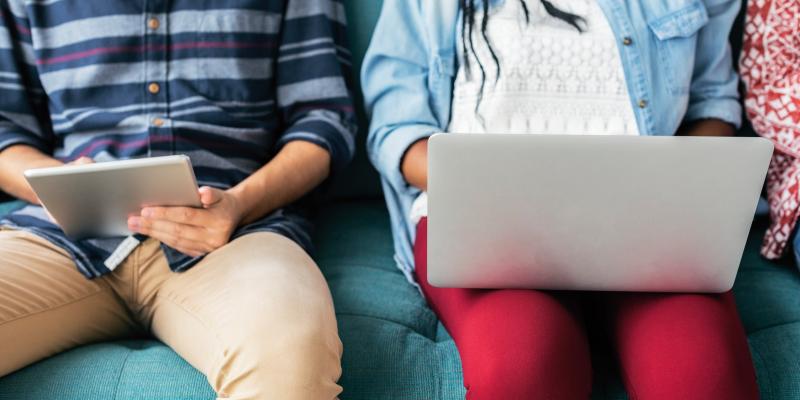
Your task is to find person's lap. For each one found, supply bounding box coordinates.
[0,228,138,376]
[414,218,759,400]
[0,229,342,400]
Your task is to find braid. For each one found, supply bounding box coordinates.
[459,0,472,79]
[460,0,585,114]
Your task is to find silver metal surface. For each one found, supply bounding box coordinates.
[427,134,774,292]
[25,155,201,239]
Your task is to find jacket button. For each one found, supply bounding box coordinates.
[623,37,633,46]
[148,82,160,94]
[638,99,648,109]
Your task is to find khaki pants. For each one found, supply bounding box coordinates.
[0,229,343,400]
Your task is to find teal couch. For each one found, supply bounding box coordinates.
[1,1,799,399]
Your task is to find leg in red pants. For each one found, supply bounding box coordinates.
[604,292,759,400]
[414,218,593,400]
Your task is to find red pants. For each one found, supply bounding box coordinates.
[414,219,759,400]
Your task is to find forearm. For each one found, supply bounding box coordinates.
[678,119,736,137]
[229,141,331,225]
[0,145,62,204]
[401,138,429,191]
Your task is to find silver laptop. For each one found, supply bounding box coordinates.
[427,134,773,293]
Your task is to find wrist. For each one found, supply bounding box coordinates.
[227,183,268,225]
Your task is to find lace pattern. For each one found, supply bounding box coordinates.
[448,0,639,135]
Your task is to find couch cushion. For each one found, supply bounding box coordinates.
[0,341,215,400]
[0,201,23,217]
[314,201,466,399]
[734,219,800,333]
[749,322,800,400]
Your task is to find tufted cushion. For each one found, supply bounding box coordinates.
[0,341,215,400]
[313,201,466,399]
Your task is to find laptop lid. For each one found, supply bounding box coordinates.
[427,134,773,292]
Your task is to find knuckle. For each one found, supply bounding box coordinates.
[171,224,182,236]
[173,239,187,251]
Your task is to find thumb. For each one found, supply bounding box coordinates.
[199,186,223,207]
[71,157,94,165]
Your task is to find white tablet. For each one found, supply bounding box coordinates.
[24,155,201,239]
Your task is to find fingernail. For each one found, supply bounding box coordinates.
[128,216,140,229]
[141,209,152,217]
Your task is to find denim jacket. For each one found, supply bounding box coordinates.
[362,0,742,283]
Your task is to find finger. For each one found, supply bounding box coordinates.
[128,217,210,257]
[140,206,201,225]
[71,157,94,165]
[128,216,208,242]
[199,186,223,207]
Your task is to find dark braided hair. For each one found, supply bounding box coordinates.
[459,0,585,114]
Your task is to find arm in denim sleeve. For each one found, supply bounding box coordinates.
[275,0,357,175]
[684,0,742,128]
[361,0,442,194]
[0,0,54,154]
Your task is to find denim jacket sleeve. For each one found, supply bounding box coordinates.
[684,0,742,128]
[361,0,442,195]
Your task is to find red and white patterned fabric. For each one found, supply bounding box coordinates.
[740,0,800,260]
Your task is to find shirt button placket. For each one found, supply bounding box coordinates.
[145,6,170,156]
[617,27,650,133]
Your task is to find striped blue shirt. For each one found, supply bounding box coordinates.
[0,0,356,278]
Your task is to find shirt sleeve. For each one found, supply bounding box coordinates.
[683,0,742,128]
[0,1,53,155]
[274,0,356,175]
[740,0,800,155]
[361,0,441,195]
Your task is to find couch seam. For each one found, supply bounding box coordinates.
[111,348,134,400]
[747,320,800,336]
[317,260,401,273]
[748,341,773,400]
[334,312,439,341]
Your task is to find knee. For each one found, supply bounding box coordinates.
[214,313,343,400]
[628,361,756,400]
[462,332,592,400]
[460,292,592,399]
[624,341,758,400]
[465,355,591,400]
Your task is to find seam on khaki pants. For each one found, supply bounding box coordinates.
[130,241,141,311]
[159,294,230,397]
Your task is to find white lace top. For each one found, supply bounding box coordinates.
[411,0,639,223]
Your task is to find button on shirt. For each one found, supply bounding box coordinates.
[0,0,356,279]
